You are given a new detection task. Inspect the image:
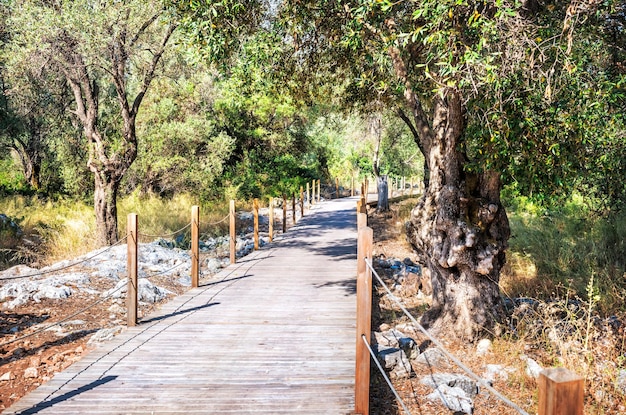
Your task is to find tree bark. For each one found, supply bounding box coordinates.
[405,89,510,340]
[377,175,389,212]
[94,171,120,246]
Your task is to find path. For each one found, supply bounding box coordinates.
[5,198,359,415]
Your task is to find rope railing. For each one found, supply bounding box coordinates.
[364,257,530,415]
[137,222,192,239]
[200,213,231,228]
[0,278,128,348]
[355,212,585,415]
[361,334,413,415]
[0,236,129,282]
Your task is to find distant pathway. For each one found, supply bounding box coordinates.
[5,198,359,414]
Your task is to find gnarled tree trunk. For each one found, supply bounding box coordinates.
[93,170,121,246]
[405,90,510,340]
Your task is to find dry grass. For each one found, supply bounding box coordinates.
[369,196,626,414]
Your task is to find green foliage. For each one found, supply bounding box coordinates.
[504,195,626,314]
[128,66,235,200]
[0,157,27,194]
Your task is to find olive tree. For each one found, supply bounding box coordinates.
[8,0,177,245]
[278,0,622,340]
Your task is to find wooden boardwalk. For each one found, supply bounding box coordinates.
[6,198,359,415]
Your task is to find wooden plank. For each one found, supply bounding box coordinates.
[6,197,359,415]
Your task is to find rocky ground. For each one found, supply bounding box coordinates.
[366,199,626,414]
[0,210,272,412]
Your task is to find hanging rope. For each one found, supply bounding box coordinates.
[0,236,129,282]
[137,222,192,239]
[365,259,530,415]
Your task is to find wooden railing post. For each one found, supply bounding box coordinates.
[269,197,274,243]
[357,212,367,230]
[335,177,339,198]
[311,180,316,205]
[282,194,287,233]
[127,213,138,327]
[351,175,355,197]
[300,186,304,217]
[229,200,236,264]
[306,182,310,208]
[317,180,321,203]
[538,368,584,415]
[355,226,373,415]
[191,205,199,288]
[292,194,297,225]
[253,198,259,250]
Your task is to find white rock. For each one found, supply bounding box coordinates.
[426,384,474,414]
[0,372,14,381]
[88,326,123,344]
[24,367,38,378]
[476,338,492,356]
[522,355,543,378]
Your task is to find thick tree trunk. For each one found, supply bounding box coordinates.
[377,175,389,211]
[93,171,120,246]
[405,90,510,341]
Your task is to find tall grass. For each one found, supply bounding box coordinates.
[0,193,235,267]
[502,196,626,315]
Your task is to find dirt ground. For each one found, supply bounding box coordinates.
[365,201,536,415]
[0,272,189,411]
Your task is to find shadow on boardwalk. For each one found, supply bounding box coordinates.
[6,198,358,415]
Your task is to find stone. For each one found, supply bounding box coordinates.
[421,373,479,398]
[24,367,38,378]
[376,347,412,378]
[374,329,406,348]
[205,258,222,274]
[88,326,123,344]
[522,355,543,379]
[416,348,450,368]
[476,338,492,356]
[617,369,626,393]
[426,384,474,414]
[108,303,126,314]
[0,371,14,381]
[483,364,514,382]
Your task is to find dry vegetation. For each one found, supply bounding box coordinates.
[367,197,626,414]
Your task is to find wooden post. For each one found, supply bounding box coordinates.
[311,180,316,205]
[229,200,236,264]
[253,198,259,250]
[306,182,310,208]
[269,197,274,243]
[355,226,373,415]
[357,212,367,230]
[351,175,355,197]
[282,194,287,233]
[292,194,297,225]
[317,180,321,203]
[335,177,339,198]
[191,205,199,288]
[300,186,304,217]
[126,213,138,327]
[538,368,584,415]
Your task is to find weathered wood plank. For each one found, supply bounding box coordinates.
[5,197,359,415]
